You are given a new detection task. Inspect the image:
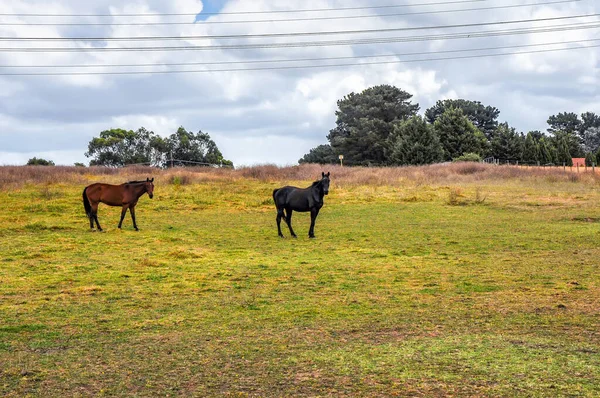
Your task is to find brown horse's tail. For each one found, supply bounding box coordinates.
[82,187,91,219]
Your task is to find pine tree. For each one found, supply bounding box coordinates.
[585,152,596,167]
[326,85,420,166]
[490,123,523,161]
[522,133,538,165]
[388,116,444,165]
[549,143,559,165]
[538,137,552,165]
[557,136,573,166]
[434,107,489,161]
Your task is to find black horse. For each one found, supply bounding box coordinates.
[273,172,330,239]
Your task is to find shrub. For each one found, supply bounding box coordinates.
[447,187,463,205]
[27,157,55,166]
[452,153,482,163]
[171,174,191,186]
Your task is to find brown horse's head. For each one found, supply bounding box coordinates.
[145,177,154,199]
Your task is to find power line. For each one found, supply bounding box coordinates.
[1,38,597,69]
[3,13,599,41]
[0,0,490,17]
[1,44,597,76]
[0,0,581,26]
[1,21,598,52]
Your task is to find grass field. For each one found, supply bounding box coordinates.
[1,163,599,397]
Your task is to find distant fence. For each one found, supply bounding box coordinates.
[124,159,233,169]
[483,157,598,172]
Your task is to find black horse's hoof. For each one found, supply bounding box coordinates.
[309,235,316,239]
[134,228,139,232]
[292,235,298,239]
[278,235,285,238]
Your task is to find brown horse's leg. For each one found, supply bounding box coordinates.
[130,206,139,231]
[91,203,103,231]
[118,205,128,229]
[284,208,297,238]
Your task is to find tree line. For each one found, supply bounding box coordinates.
[300,85,600,167]
[85,126,233,168]
[26,126,234,168]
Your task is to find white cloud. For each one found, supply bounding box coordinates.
[1,0,600,165]
[0,150,86,166]
[110,115,180,136]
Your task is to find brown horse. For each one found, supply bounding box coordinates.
[82,178,154,231]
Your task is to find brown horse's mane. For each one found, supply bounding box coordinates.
[126,180,147,184]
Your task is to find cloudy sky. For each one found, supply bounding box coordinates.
[0,0,598,166]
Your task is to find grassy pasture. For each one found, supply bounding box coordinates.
[0,163,599,397]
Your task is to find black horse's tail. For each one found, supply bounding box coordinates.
[273,188,283,207]
[82,187,91,219]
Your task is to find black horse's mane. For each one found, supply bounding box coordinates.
[311,177,328,187]
[126,180,147,184]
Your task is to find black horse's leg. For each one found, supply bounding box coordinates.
[308,208,320,238]
[130,206,139,231]
[93,212,102,231]
[118,205,128,229]
[284,208,297,238]
[88,208,94,230]
[276,207,285,238]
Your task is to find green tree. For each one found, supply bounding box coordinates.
[528,130,544,141]
[579,112,600,138]
[490,123,523,161]
[547,140,561,165]
[299,144,337,164]
[434,107,489,161]
[549,142,559,165]
[165,127,233,168]
[387,116,444,165]
[585,152,596,167]
[27,157,55,166]
[582,126,600,154]
[85,126,232,168]
[547,112,582,135]
[538,137,552,165]
[453,153,482,162]
[425,99,500,139]
[547,113,583,157]
[326,85,419,166]
[522,133,538,165]
[85,127,165,167]
[556,136,573,166]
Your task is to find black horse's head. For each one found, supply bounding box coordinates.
[145,177,155,199]
[320,172,330,195]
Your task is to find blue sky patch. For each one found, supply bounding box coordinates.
[196,0,227,21]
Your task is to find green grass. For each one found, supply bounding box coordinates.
[1,174,599,397]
